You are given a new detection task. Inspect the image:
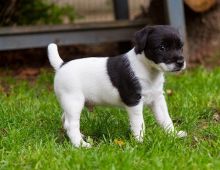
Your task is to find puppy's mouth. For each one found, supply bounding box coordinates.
[171,62,186,72]
[171,67,182,72]
[158,62,186,72]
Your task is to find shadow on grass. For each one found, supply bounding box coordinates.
[53,106,132,146]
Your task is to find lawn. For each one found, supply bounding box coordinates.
[0,67,220,170]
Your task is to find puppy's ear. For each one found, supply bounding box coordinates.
[133,26,152,54]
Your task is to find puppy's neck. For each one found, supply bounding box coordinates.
[126,48,163,78]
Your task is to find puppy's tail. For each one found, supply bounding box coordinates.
[47,43,63,71]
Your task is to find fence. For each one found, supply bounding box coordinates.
[52,0,150,23]
[0,0,186,51]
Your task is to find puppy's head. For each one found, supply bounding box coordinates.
[134,25,185,72]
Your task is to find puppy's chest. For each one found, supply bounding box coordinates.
[139,77,164,104]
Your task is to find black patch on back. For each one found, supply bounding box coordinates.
[107,55,142,106]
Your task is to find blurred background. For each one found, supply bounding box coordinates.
[0,0,219,73]
[1,1,220,168]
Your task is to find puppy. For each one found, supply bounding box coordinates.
[48,25,187,147]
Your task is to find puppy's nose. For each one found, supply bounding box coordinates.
[176,57,184,64]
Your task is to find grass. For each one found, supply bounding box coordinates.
[0,67,220,170]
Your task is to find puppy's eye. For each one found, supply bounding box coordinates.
[159,45,166,51]
[177,42,184,49]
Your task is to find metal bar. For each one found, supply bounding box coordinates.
[113,0,129,20]
[164,0,189,57]
[0,20,145,51]
[164,0,186,39]
[0,20,143,35]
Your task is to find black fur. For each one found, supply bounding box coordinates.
[107,55,142,107]
[134,27,152,54]
[134,25,184,70]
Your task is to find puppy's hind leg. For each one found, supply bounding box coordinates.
[60,93,91,147]
[62,113,85,139]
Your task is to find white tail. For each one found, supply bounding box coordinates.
[47,43,63,70]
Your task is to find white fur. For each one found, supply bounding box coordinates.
[159,62,186,72]
[159,63,176,72]
[48,43,63,70]
[48,44,187,147]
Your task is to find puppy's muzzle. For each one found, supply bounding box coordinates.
[176,58,184,67]
[173,56,185,71]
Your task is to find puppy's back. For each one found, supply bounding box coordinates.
[54,57,121,105]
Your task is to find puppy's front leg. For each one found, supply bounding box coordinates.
[126,101,145,142]
[150,94,187,137]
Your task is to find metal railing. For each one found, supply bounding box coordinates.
[0,0,186,51]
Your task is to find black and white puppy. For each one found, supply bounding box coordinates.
[48,25,187,147]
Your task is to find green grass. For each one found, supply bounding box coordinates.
[1,67,220,170]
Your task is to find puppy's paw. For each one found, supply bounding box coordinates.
[80,141,92,148]
[176,130,187,138]
[70,135,92,148]
[73,140,91,148]
[134,135,144,143]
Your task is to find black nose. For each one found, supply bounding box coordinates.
[176,57,184,67]
[177,58,184,64]
[176,57,184,65]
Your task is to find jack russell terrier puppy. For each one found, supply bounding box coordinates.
[48,25,187,147]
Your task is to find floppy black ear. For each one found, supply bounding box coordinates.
[133,26,152,54]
